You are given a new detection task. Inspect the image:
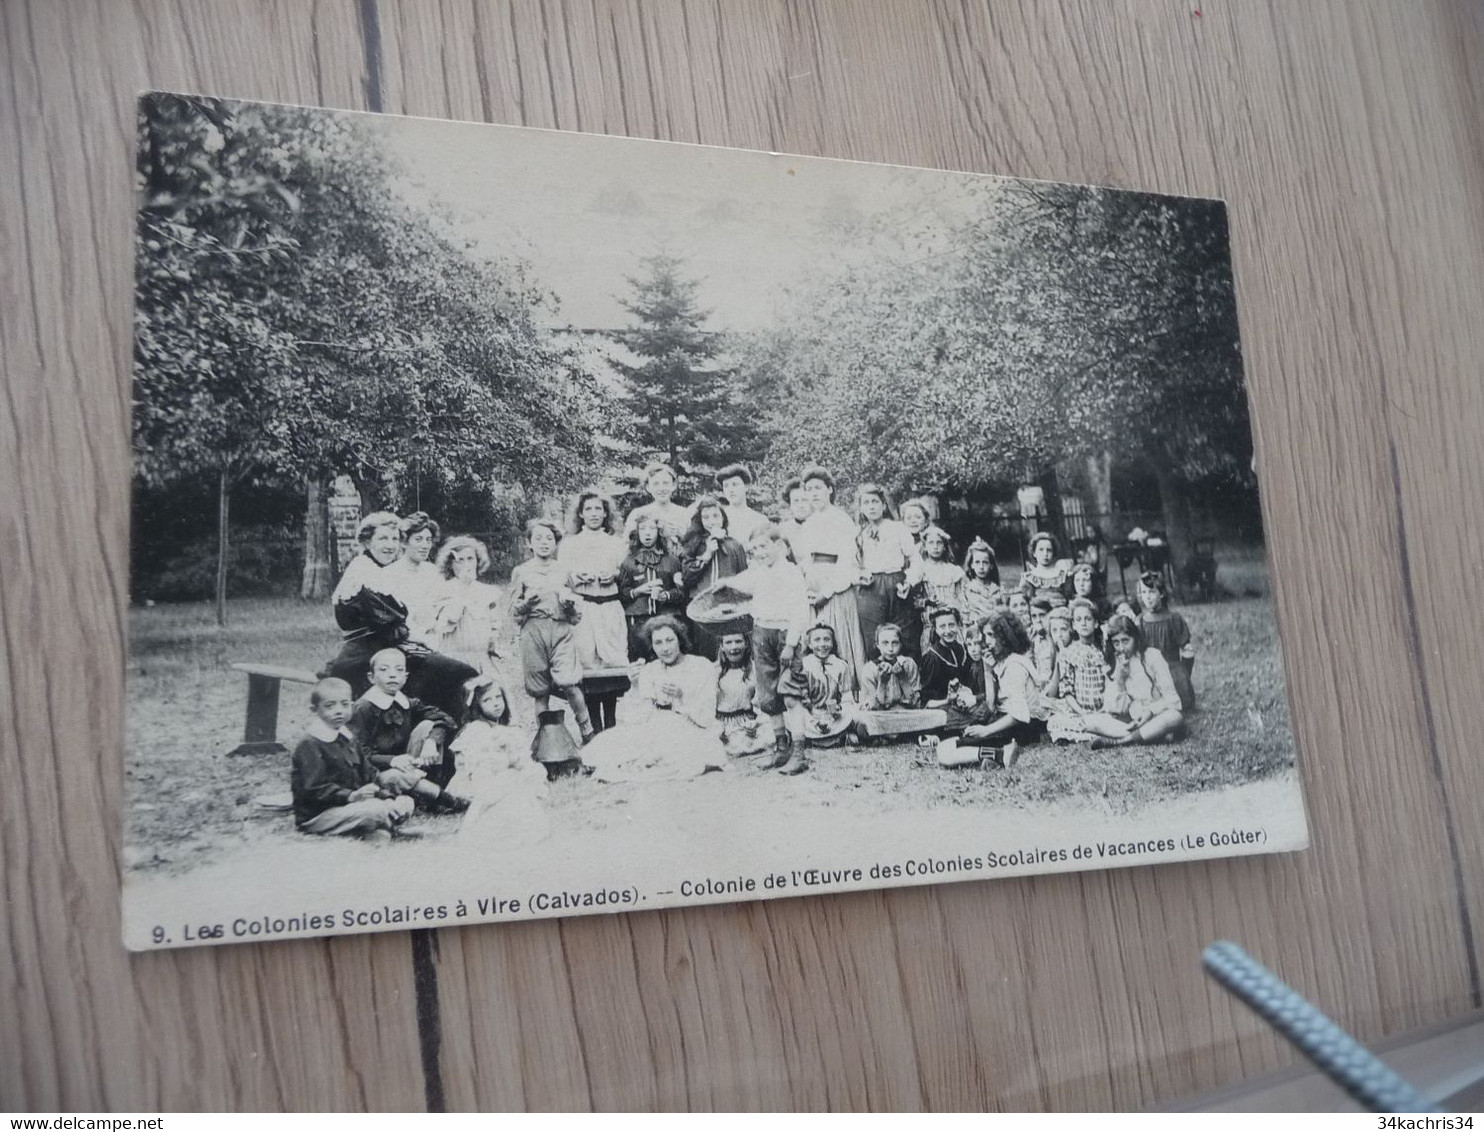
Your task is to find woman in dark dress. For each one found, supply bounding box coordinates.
[324,511,477,720]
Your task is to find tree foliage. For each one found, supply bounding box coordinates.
[611,254,756,472]
[133,93,620,612]
[135,92,614,500]
[746,180,1250,520]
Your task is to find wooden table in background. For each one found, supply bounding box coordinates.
[5,0,1484,1112]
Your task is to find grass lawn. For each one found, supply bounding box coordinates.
[125,546,1295,875]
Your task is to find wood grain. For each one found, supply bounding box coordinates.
[5,0,1484,1111]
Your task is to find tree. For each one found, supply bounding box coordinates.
[611,255,755,471]
[134,94,619,613]
[134,94,306,624]
[744,179,1251,558]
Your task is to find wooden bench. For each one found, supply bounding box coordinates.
[229,663,320,756]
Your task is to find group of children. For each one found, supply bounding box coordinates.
[291,463,1200,838]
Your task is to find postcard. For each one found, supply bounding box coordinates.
[124,92,1306,950]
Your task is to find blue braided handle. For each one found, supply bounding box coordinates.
[1203,941,1443,1113]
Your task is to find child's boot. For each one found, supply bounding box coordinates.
[777,744,810,776]
[763,719,792,769]
[434,789,472,815]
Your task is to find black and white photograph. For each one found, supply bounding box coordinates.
[124,91,1307,951]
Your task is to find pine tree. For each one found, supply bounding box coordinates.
[611,254,752,471]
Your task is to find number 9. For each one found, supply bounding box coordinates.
[152,925,166,944]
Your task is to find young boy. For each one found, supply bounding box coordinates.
[720,526,810,767]
[291,677,415,839]
[778,623,855,766]
[509,518,595,744]
[859,623,922,710]
[347,649,470,812]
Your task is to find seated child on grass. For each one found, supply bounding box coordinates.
[1046,599,1109,743]
[1084,614,1186,747]
[348,649,470,813]
[451,674,549,845]
[782,622,857,750]
[1136,570,1196,711]
[715,625,772,758]
[291,677,415,839]
[859,622,922,711]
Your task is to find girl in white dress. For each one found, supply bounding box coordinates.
[559,491,630,731]
[583,616,727,783]
[452,676,550,847]
[429,536,505,675]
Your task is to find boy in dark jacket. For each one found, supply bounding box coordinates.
[291,677,416,838]
[347,649,470,811]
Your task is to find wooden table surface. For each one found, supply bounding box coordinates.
[6,0,1484,1112]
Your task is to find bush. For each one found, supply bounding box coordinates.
[134,525,305,602]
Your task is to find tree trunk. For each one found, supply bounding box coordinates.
[215,467,230,627]
[1085,450,1113,532]
[1034,464,1067,551]
[1152,461,1195,566]
[300,475,332,600]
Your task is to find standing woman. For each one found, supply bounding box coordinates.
[622,461,692,549]
[853,483,920,658]
[798,466,869,690]
[679,494,749,660]
[325,511,476,717]
[559,491,630,732]
[380,512,444,642]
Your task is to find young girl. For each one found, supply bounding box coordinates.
[680,494,749,660]
[583,615,727,782]
[559,491,631,732]
[906,525,965,652]
[899,498,932,555]
[1085,614,1186,746]
[853,483,920,657]
[429,536,505,674]
[1019,531,1072,607]
[1070,562,1111,622]
[1044,605,1073,688]
[960,537,1003,627]
[1005,589,1032,631]
[452,675,550,846]
[1046,599,1110,744]
[782,622,857,757]
[960,610,1045,766]
[617,515,684,661]
[797,467,869,689]
[714,625,771,757]
[1136,570,1196,711]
